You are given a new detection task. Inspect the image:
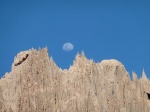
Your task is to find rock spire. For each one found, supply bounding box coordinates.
[0,48,150,112]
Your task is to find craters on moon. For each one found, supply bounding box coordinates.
[63,42,74,52]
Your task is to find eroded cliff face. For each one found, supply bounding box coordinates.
[0,48,150,112]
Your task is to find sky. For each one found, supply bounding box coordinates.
[0,0,150,79]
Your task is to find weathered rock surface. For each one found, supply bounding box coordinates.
[0,48,150,112]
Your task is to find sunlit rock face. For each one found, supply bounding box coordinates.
[0,48,150,112]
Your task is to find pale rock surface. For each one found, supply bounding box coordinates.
[0,48,150,112]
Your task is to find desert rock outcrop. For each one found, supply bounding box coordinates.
[0,48,150,112]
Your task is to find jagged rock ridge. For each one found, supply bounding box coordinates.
[0,48,150,112]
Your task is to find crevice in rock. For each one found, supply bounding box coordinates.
[15,54,29,66]
[147,93,150,100]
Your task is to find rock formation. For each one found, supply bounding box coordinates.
[0,48,150,112]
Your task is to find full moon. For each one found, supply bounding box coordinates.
[62,43,74,52]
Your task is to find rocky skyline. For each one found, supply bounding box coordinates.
[0,48,150,112]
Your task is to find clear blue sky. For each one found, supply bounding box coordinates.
[0,0,150,79]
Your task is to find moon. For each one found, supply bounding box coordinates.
[62,43,74,52]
